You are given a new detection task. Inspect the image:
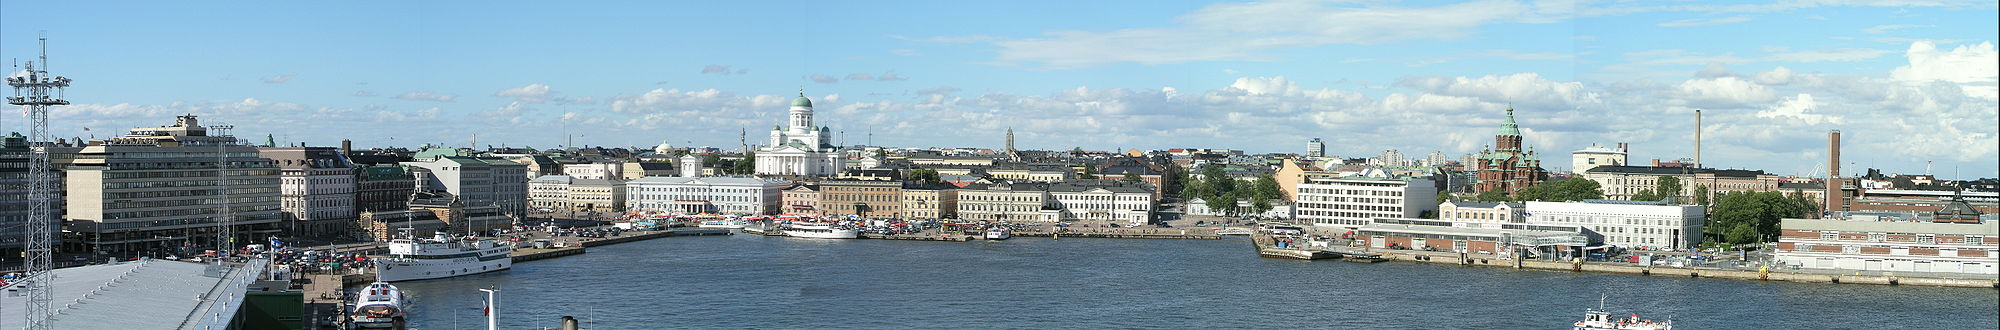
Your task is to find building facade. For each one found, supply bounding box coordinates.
[818,180,903,217]
[562,162,624,180]
[1048,181,1155,226]
[1471,107,1549,194]
[781,184,820,214]
[1581,166,1779,202]
[528,175,571,211]
[63,116,283,256]
[1,133,61,258]
[956,183,1059,223]
[354,164,414,213]
[1295,176,1438,228]
[1525,200,1705,251]
[899,184,958,220]
[1570,144,1627,175]
[755,93,841,176]
[402,156,530,217]
[1775,217,1998,275]
[1438,201,1526,228]
[625,176,787,215]
[259,146,357,238]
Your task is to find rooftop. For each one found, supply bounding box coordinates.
[1,259,267,329]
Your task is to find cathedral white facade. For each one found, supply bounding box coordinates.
[755,93,841,176]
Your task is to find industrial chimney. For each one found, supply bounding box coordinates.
[1826,130,1842,214]
[1694,109,1703,169]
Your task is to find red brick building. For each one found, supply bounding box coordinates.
[1473,107,1549,194]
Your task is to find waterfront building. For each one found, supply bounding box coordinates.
[1,133,61,258]
[1570,143,1628,175]
[1048,181,1155,226]
[956,182,1060,223]
[259,146,357,237]
[355,209,448,241]
[354,164,415,213]
[1294,175,1438,228]
[1274,158,1337,202]
[567,178,625,213]
[1305,138,1325,158]
[818,179,903,217]
[1471,107,1550,194]
[1357,217,1591,257]
[1775,214,1998,275]
[63,115,282,256]
[755,93,841,176]
[899,183,958,220]
[1580,165,1779,201]
[1094,157,1172,199]
[1438,201,1525,228]
[528,175,571,211]
[624,176,786,215]
[1845,189,1999,220]
[1183,198,1296,219]
[411,195,514,235]
[782,184,820,214]
[1524,200,1705,251]
[402,156,530,217]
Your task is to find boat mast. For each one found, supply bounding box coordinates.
[478,287,500,330]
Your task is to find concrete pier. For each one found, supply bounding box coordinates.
[1272,240,1998,289]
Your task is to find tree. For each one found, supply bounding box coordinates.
[1208,191,1239,216]
[1436,192,1456,205]
[1251,175,1282,202]
[1693,185,1712,206]
[1249,197,1273,216]
[1123,172,1142,182]
[1525,179,1604,202]
[1163,163,1187,197]
[909,168,942,185]
[731,151,756,174]
[1079,163,1098,180]
[1654,176,1684,204]
[1630,189,1661,202]
[1071,147,1085,154]
[1474,189,1510,202]
[1707,191,1816,244]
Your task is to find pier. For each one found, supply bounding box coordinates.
[1248,235,1999,288]
[509,228,735,263]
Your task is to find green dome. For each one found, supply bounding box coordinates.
[792,94,813,108]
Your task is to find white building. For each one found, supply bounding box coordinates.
[528,175,572,211]
[1775,216,1998,275]
[956,183,1060,223]
[402,156,530,217]
[563,162,625,180]
[1570,144,1628,175]
[64,115,283,255]
[1185,198,1296,219]
[1305,138,1325,158]
[1295,176,1438,228]
[259,146,357,237]
[1525,200,1705,251]
[679,154,702,177]
[755,93,841,176]
[625,176,787,215]
[1438,201,1525,229]
[1048,182,1156,226]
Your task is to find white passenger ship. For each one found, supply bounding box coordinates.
[783,223,859,239]
[374,233,513,282]
[1574,296,1672,330]
[350,282,406,328]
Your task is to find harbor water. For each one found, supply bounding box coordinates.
[397,234,1999,329]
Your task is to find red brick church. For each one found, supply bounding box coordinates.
[1473,107,1549,194]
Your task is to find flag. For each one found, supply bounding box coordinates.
[481,295,490,316]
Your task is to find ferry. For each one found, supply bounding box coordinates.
[1575,296,1672,330]
[983,228,1011,240]
[783,222,859,239]
[374,232,513,282]
[350,282,406,328]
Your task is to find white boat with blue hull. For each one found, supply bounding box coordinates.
[374,233,513,282]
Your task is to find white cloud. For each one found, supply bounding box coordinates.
[1657,16,1751,27]
[1676,77,1777,108]
[1755,93,1839,125]
[1890,41,1999,99]
[877,72,907,81]
[701,65,747,75]
[1862,24,1930,34]
[980,0,1537,68]
[845,73,874,81]
[394,91,457,102]
[262,74,296,84]
[494,83,554,103]
[352,90,376,97]
[1753,66,1795,85]
[809,74,839,84]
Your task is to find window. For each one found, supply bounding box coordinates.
[1868,233,1886,243]
[1917,234,1935,245]
[1820,231,1839,240]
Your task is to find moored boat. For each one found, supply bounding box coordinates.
[984,228,1011,240]
[783,222,859,239]
[374,233,513,282]
[1574,296,1672,330]
[350,282,406,328]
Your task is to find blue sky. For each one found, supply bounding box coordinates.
[3,0,1995,179]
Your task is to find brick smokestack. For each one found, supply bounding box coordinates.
[1826,130,1842,214]
[1694,109,1702,169]
[341,139,353,155]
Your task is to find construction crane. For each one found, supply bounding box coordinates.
[5,33,70,330]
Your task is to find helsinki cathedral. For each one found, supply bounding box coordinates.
[754,91,841,176]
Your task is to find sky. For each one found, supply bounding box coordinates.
[1,0,1995,179]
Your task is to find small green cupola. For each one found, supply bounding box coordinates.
[792,90,813,108]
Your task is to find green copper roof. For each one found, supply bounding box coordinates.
[1496,107,1521,136]
[792,93,813,107]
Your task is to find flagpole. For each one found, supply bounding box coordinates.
[478,287,499,330]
